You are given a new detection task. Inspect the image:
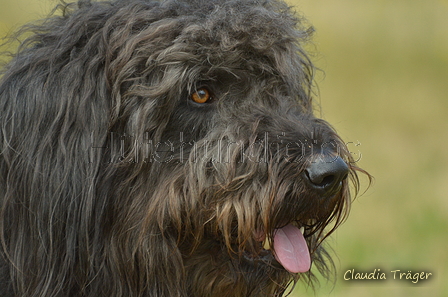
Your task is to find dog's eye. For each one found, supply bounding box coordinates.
[191,88,212,104]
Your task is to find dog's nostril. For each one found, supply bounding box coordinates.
[304,156,349,195]
[318,175,335,187]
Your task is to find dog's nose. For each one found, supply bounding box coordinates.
[304,156,349,196]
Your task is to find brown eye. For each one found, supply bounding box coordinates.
[191,88,212,104]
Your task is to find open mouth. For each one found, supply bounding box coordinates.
[250,224,311,273]
[271,224,311,273]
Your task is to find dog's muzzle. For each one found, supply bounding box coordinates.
[255,151,350,274]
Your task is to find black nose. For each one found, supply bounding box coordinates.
[304,156,349,196]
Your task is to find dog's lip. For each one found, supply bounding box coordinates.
[254,223,306,243]
[242,246,281,268]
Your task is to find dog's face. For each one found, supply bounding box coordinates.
[0,0,366,296]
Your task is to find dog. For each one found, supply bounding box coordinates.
[0,0,368,296]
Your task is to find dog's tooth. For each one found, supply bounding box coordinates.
[263,238,271,250]
[299,227,305,235]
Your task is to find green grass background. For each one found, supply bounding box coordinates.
[1,0,447,296]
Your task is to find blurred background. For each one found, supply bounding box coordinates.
[1,0,447,296]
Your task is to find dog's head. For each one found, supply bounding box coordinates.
[0,0,368,296]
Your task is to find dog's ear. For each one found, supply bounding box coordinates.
[0,2,172,295]
[0,11,115,295]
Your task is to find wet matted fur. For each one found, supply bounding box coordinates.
[0,0,368,296]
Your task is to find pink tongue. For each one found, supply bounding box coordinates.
[273,224,311,273]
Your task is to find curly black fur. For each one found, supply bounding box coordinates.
[0,0,368,296]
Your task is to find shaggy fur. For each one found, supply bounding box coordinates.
[0,0,368,296]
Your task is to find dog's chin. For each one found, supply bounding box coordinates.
[242,248,284,271]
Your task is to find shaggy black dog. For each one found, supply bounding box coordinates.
[0,0,367,296]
